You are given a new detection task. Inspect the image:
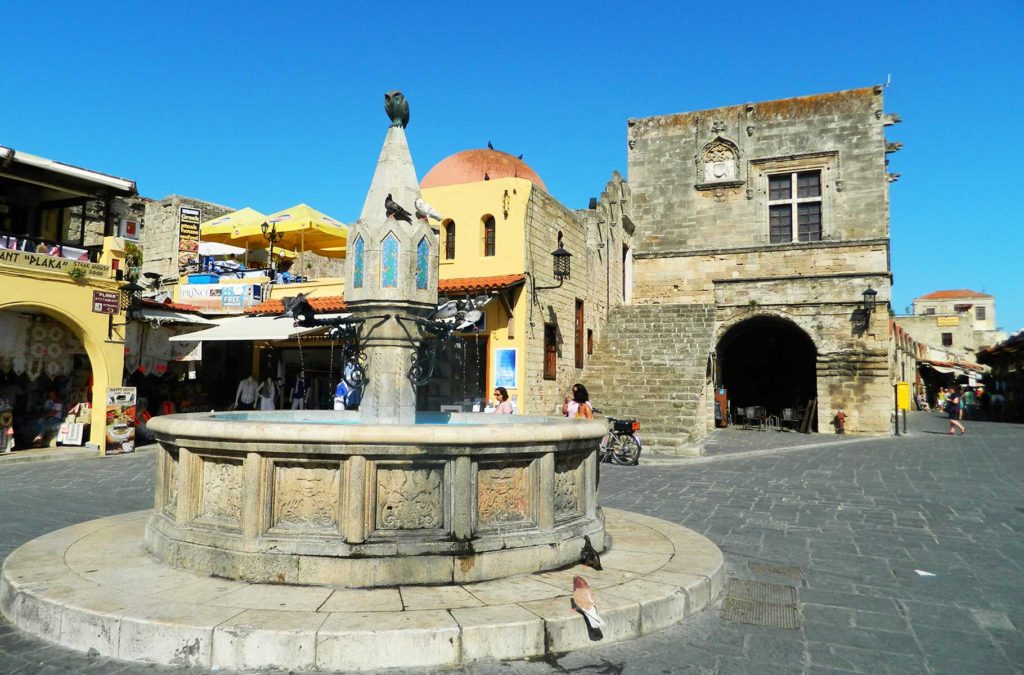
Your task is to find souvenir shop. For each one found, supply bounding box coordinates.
[0,310,94,450]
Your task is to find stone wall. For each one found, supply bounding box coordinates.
[627,87,893,253]
[141,195,233,284]
[626,86,898,436]
[521,173,634,416]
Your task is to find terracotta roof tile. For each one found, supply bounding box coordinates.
[915,289,991,300]
[140,298,201,312]
[439,274,525,294]
[244,274,525,315]
[245,296,347,315]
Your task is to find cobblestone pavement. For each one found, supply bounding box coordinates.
[1,412,1022,674]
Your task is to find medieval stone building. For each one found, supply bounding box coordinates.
[585,86,899,451]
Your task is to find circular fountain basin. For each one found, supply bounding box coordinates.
[145,411,608,587]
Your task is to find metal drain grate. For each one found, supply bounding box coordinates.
[725,579,798,605]
[720,578,801,629]
[721,597,801,629]
[748,562,803,579]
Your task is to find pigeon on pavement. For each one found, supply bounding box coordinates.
[572,576,605,627]
[580,535,603,570]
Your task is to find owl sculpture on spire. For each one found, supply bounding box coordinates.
[384,91,409,128]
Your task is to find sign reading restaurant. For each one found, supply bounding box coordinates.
[0,249,108,278]
[178,206,202,274]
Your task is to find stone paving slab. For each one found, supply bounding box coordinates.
[0,507,723,671]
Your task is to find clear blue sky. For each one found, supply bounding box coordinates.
[3,1,1022,332]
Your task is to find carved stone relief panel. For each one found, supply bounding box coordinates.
[376,465,444,531]
[271,463,341,533]
[477,460,534,529]
[197,457,243,527]
[702,139,738,182]
[554,455,585,520]
[162,448,179,517]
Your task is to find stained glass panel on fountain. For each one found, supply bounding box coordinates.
[382,233,399,288]
[416,236,429,290]
[352,236,364,288]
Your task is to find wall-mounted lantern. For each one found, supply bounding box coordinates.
[535,231,572,291]
[118,280,145,320]
[862,287,878,315]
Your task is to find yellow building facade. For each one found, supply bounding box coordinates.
[0,146,138,452]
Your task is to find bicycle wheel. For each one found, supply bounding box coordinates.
[598,433,615,463]
[616,434,642,466]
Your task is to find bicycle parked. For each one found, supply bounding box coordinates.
[594,409,642,465]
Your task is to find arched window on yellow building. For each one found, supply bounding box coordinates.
[443,219,456,260]
[482,215,496,257]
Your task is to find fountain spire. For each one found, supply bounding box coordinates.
[344,91,439,424]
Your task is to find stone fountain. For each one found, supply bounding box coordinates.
[142,93,608,587]
[0,93,723,671]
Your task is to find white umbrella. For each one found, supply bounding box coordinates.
[199,241,247,257]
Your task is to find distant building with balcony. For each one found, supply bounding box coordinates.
[0,145,140,451]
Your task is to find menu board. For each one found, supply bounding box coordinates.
[178,207,202,274]
[105,387,137,455]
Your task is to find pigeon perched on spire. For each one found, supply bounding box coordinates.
[414,197,443,222]
[572,576,605,627]
[385,193,413,223]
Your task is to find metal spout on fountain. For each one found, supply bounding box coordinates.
[343,91,439,424]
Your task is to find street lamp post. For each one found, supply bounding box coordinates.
[260,221,283,276]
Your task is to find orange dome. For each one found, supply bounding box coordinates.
[421,149,546,191]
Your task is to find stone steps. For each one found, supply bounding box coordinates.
[584,303,715,455]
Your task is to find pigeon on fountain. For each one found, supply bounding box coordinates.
[572,576,605,627]
[414,197,443,222]
[385,193,413,223]
[580,535,602,570]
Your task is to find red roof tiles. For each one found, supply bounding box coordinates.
[915,289,991,300]
[245,296,347,315]
[140,298,201,312]
[244,275,525,315]
[439,274,525,294]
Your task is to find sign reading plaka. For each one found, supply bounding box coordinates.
[178,207,202,275]
[92,290,119,315]
[105,387,137,455]
[0,249,108,278]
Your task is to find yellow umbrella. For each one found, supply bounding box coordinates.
[200,208,298,269]
[229,203,348,255]
[200,207,267,245]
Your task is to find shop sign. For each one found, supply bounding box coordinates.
[92,290,119,315]
[0,249,108,278]
[178,207,202,275]
[105,387,137,455]
[936,316,959,327]
[178,283,262,312]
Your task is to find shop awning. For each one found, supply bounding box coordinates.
[920,359,988,377]
[168,313,350,343]
[136,307,217,325]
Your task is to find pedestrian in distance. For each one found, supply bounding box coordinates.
[946,388,966,435]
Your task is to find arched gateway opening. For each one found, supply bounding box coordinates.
[716,316,818,430]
